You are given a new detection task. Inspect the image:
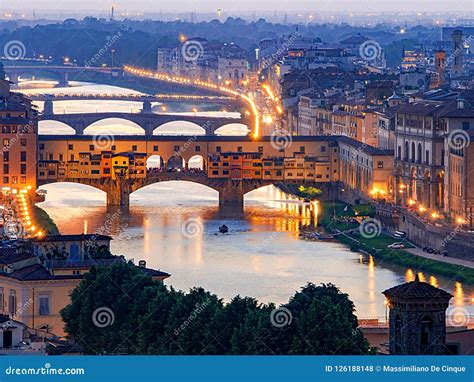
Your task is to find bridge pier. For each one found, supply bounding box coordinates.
[57,72,69,87]
[44,99,54,115]
[218,180,244,210]
[106,178,131,207]
[142,100,152,114]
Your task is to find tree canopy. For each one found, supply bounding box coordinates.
[61,262,370,355]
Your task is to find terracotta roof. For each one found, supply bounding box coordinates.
[0,264,82,281]
[0,250,35,265]
[382,276,452,300]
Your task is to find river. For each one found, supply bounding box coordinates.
[22,80,473,322]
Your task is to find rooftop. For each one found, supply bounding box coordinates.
[382,275,452,301]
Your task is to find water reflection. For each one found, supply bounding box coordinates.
[37,182,474,320]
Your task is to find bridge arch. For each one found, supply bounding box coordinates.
[36,181,107,200]
[146,155,164,170]
[152,121,206,136]
[83,118,146,135]
[214,123,250,136]
[38,120,76,135]
[188,155,205,171]
[131,180,220,197]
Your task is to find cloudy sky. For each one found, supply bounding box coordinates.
[5,0,474,13]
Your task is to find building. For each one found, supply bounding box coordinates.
[217,57,248,88]
[0,235,170,337]
[0,315,26,349]
[383,275,452,355]
[338,137,394,201]
[442,109,474,224]
[394,101,458,209]
[0,76,37,193]
[452,30,465,77]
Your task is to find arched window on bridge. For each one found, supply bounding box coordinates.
[167,155,185,172]
[146,155,164,174]
[188,155,205,171]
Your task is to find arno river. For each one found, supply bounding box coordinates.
[24,80,473,322]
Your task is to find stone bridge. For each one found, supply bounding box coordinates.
[36,173,276,208]
[4,65,122,87]
[38,112,251,135]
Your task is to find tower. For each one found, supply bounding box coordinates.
[434,50,446,87]
[382,275,452,355]
[452,30,464,77]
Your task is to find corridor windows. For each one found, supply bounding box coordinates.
[8,290,16,316]
[39,295,50,316]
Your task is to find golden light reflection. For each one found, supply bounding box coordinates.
[405,268,415,282]
[429,275,439,288]
[417,272,426,282]
[454,282,464,306]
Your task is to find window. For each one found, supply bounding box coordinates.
[300,146,305,153]
[321,146,326,152]
[39,296,50,315]
[111,145,116,151]
[3,177,8,183]
[153,145,158,152]
[377,161,384,169]
[68,144,74,150]
[20,151,27,162]
[3,164,8,174]
[103,168,111,174]
[195,146,201,152]
[216,146,221,152]
[462,121,470,131]
[8,290,16,316]
[0,287,3,312]
[89,145,95,151]
[21,176,26,184]
[3,139,9,147]
[132,145,137,151]
[238,146,243,153]
[21,139,27,147]
[39,143,45,150]
[174,145,180,152]
[258,146,263,152]
[21,164,26,175]
[3,152,8,162]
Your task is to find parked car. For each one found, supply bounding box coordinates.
[388,242,405,249]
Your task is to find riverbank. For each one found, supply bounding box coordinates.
[319,201,474,285]
[32,205,60,235]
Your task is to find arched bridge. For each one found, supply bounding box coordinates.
[36,172,277,208]
[4,65,122,87]
[38,112,250,135]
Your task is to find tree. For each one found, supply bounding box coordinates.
[61,267,370,355]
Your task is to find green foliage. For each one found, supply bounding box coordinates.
[61,264,370,355]
[32,205,59,235]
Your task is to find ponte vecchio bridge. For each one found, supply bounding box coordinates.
[36,135,340,208]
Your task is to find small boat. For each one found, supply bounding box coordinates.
[219,224,229,234]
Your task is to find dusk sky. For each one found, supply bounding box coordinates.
[5,0,474,13]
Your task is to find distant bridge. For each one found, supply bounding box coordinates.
[27,93,234,103]
[4,65,123,87]
[38,112,250,135]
